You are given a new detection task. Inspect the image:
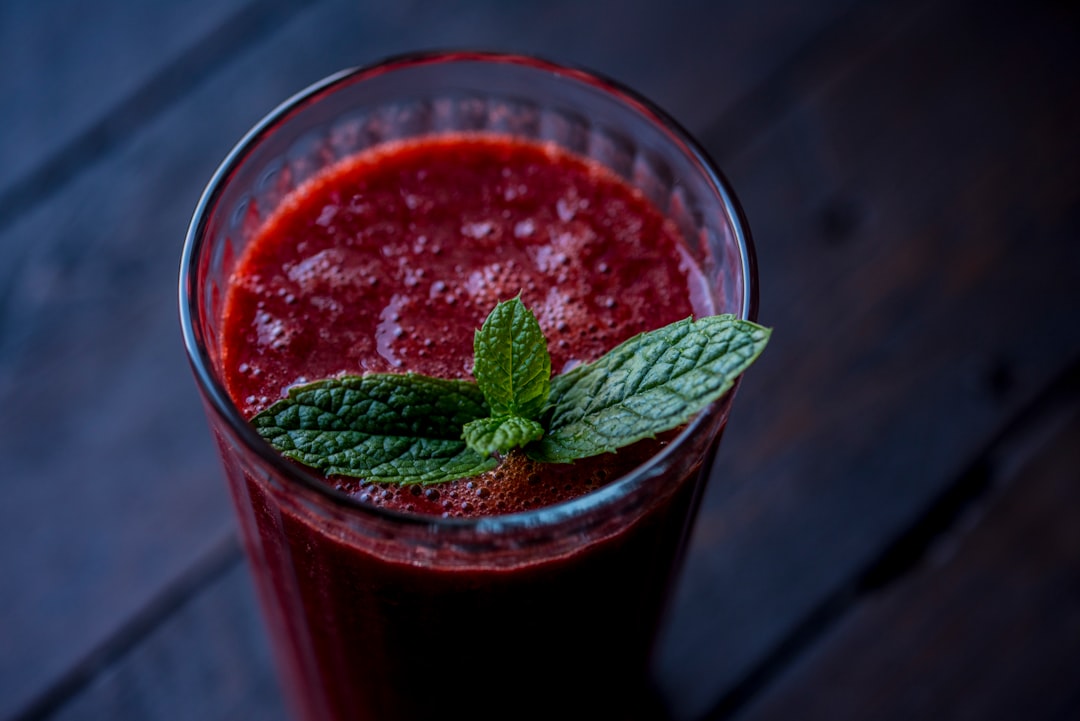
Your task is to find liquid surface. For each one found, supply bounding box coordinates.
[222,134,707,516]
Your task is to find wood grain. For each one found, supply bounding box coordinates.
[48,559,290,721]
[736,382,1080,721]
[0,0,266,200]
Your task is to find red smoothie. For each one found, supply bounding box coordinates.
[218,134,725,720]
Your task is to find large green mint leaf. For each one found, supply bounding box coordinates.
[463,415,545,457]
[252,373,497,484]
[528,315,770,463]
[472,296,551,418]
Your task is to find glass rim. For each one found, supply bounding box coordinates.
[178,49,759,534]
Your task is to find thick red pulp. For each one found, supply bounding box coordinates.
[218,135,723,720]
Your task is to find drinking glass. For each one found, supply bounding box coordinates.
[180,51,757,721]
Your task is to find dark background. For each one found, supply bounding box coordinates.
[2,1,1079,719]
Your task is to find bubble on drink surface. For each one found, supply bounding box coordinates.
[549,223,598,257]
[463,262,528,310]
[533,285,625,364]
[253,310,296,351]
[461,220,495,239]
[514,218,536,238]
[376,293,410,367]
[233,272,266,296]
[345,194,371,216]
[315,204,337,227]
[556,195,577,222]
[531,245,568,273]
[402,266,425,288]
[285,247,379,295]
[309,295,342,313]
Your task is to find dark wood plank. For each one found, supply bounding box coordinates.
[0,0,259,196]
[736,381,1080,721]
[657,0,1080,716]
[48,558,290,721]
[0,1,866,718]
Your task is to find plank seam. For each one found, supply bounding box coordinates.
[0,0,314,236]
[704,354,1080,721]
[8,534,243,721]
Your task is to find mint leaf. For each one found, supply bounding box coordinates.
[472,296,551,419]
[252,373,496,484]
[463,415,545,457]
[528,315,770,463]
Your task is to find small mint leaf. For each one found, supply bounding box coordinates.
[528,315,770,463]
[463,415,545,457]
[472,296,551,419]
[252,374,496,484]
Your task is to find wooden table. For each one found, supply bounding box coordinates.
[3,0,1078,719]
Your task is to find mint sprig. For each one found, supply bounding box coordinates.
[251,298,770,485]
[464,294,551,457]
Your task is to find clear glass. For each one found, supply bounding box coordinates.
[180,52,757,721]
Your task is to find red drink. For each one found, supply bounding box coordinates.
[181,53,757,721]
[223,134,706,516]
